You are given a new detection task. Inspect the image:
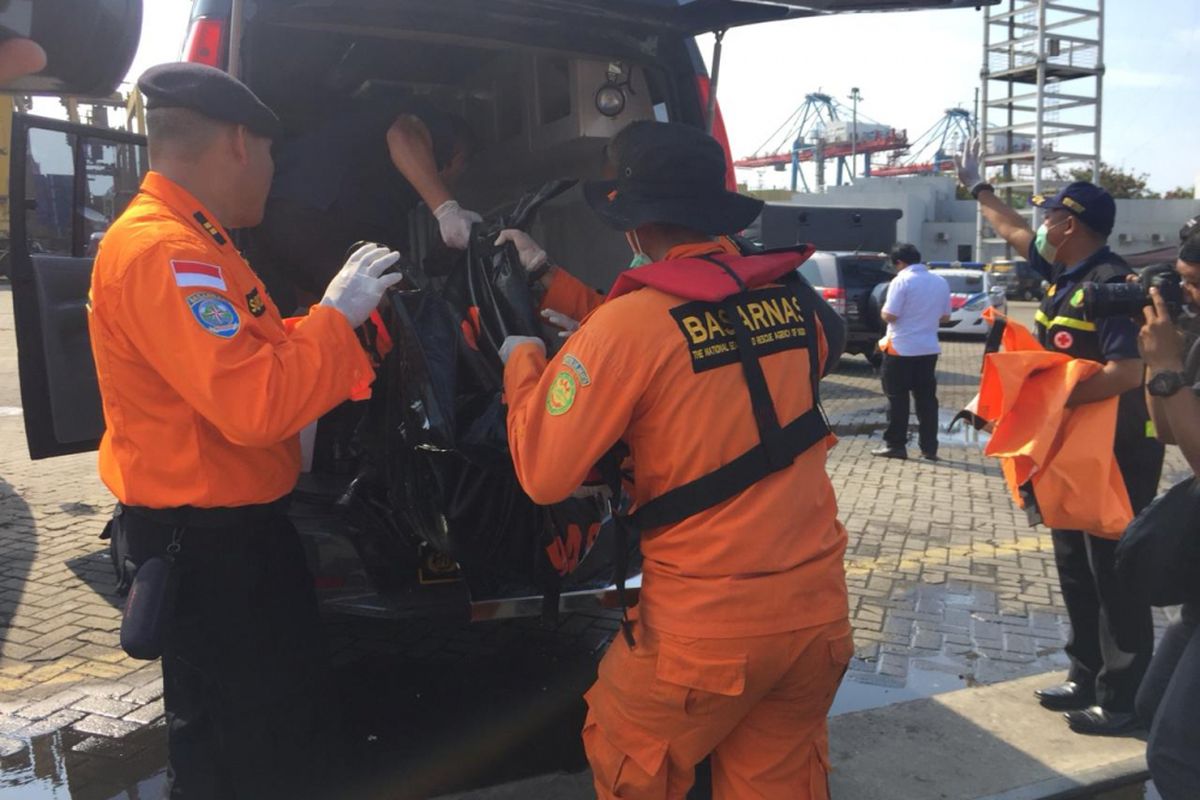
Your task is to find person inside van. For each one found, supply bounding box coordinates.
[254,98,479,312]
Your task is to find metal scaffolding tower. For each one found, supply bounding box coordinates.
[977,0,1104,261]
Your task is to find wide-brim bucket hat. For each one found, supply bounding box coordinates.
[583,121,763,236]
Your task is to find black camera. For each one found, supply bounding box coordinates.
[1081,263,1186,322]
[0,0,142,97]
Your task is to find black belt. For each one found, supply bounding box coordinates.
[119,496,292,529]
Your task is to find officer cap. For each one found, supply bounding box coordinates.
[1029,181,1116,237]
[137,63,280,140]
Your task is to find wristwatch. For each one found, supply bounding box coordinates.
[970,181,995,200]
[1147,370,1188,398]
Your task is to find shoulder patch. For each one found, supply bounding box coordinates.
[546,370,578,416]
[1053,330,1074,350]
[246,287,266,317]
[561,353,591,387]
[172,260,227,291]
[186,291,241,339]
[192,212,228,246]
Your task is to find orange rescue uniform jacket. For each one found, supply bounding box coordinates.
[88,172,373,508]
[505,242,849,639]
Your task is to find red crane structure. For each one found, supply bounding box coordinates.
[872,107,976,178]
[732,91,908,192]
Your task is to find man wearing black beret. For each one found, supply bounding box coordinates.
[91,62,403,798]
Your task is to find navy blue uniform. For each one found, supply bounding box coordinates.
[1028,243,1164,712]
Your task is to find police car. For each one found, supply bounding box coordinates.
[10,0,998,624]
[929,264,1008,337]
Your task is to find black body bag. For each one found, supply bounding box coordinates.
[1115,477,1200,607]
[379,180,622,602]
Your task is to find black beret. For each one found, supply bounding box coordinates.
[137,62,280,139]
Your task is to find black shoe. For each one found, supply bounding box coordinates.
[871,446,907,460]
[1064,706,1140,737]
[920,452,940,462]
[1035,681,1095,711]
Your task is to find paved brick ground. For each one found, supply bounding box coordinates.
[0,288,1187,779]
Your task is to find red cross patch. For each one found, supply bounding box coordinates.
[1053,330,1074,350]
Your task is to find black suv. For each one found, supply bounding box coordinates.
[797,251,895,367]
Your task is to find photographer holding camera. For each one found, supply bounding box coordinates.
[1132,218,1200,799]
[958,141,1165,736]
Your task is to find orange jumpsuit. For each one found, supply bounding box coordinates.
[505,243,851,799]
[89,171,373,508]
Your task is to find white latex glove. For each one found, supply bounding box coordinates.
[541,308,580,338]
[433,200,483,249]
[320,243,404,328]
[955,135,982,189]
[495,229,549,273]
[498,335,545,365]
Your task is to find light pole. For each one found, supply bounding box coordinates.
[848,87,862,181]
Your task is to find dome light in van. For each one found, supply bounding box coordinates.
[595,84,626,118]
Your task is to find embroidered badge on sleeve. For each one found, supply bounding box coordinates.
[546,370,578,416]
[186,291,241,339]
[246,287,267,317]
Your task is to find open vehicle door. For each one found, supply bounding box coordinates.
[9,115,148,459]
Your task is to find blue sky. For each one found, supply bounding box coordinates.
[127,1,1199,194]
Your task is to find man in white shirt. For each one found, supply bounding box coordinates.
[873,243,951,461]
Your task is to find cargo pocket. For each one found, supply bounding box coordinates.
[655,644,746,716]
[828,631,855,672]
[582,718,669,799]
[809,736,832,800]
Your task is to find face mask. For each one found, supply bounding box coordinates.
[1035,219,1068,263]
[626,231,652,269]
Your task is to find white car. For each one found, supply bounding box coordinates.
[931,268,1008,338]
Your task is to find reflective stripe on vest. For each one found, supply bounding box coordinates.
[1034,309,1097,332]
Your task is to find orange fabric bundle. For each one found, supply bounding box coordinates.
[975,310,1133,537]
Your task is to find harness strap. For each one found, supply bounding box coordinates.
[601,265,830,647]
[697,255,789,467]
[631,268,829,529]
[629,407,829,531]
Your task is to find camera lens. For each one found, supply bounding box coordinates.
[1082,282,1147,321]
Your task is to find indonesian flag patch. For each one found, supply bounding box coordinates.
[171,260,227,291]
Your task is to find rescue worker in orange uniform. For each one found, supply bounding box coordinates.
[89,63,402,798]
[498,121,852,799]
[958,140,1164,736]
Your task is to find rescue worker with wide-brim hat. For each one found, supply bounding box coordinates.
[496,120,852,799]
[91,62,403,798]
[957,140,1165,736]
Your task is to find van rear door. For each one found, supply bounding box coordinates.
[8,114,148,458]
[252,0,997,37]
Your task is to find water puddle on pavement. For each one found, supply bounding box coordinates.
[0,725,166,800]
[831,655,976,716]
[831,408,991,450]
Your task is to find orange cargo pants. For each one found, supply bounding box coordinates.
[582,610,854,800]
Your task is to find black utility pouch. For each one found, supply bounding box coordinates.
[102,507,184,661]
[120,553,179,660]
